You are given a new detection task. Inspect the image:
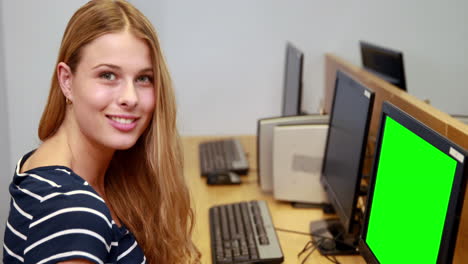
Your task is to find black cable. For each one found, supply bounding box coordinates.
[278,227,353,264]
[333,256,341,264]
[300,238,321,264]
[275,227,311,236]
[298,238,342,264]
[324,253,341,264]
[275,227,355,248]
[298,240,315,257]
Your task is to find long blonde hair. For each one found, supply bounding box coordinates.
[38,1,200,263]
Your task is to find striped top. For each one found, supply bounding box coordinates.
[3,151,146,264]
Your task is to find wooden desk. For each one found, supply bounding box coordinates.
[183,135,365,264]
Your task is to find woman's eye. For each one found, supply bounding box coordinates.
[100,72,116,81]
[136,75,153,83]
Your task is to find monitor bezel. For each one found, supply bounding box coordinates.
[282,42,304,117]
[320,70,375,234]
[360,41,407,92]
[359,101,468,264]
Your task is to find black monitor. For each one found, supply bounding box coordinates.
[359,102,468,264]
[360,41,407,91]
[310,70,375,255]
[282,42,304,117]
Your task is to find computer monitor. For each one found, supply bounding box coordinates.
[310,70,375,255]
[359,102,468,264]
[282,42,304,117]
[360,41,407,91]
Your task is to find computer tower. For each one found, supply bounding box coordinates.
[257,114,329,193]
[272,124,329,204]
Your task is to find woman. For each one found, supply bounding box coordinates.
[3,1,200,263]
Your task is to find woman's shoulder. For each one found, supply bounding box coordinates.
[13,166,104,206]
[14,153,92,192]
[14,146,90,192]
[19,139,72,175]
[6,167,118,264]
[15,163,87,189]
[11,152,109,220]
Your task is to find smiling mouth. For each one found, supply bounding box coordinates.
[107,116,137,124]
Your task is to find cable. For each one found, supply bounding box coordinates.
[275,227,355,248]
[297,238,342,264]
[300,239,321,264]
[298,240,315,257]
[277,226,354,264]
[324,254,341,264]
[275,227,311,236]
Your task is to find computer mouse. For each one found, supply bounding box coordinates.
[206,171,241,185]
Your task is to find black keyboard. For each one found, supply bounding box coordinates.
[199,139,249,176]
[209,200,284,264]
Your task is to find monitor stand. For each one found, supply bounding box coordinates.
[309,218,359,255]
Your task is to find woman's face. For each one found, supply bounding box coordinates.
[69,31,156,150]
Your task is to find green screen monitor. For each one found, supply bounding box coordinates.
[359,102,468,264]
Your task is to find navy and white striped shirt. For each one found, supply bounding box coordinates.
[3,151,146,264]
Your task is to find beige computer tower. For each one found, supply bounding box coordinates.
[272,124,329,204]
[257,115,329,193]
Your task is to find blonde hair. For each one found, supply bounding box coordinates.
[38,1,200,263]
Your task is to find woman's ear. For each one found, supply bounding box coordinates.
[57,62,74,102]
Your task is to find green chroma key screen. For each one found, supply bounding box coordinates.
[365,116,458,263]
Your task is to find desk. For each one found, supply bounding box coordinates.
[183,135,365,264]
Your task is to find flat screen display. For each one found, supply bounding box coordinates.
[282,43,303,117]
[360,41,407,91]
[360,102,467,264]
[321,70,374,234]
[366,116,457,263]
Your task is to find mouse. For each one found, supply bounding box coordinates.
[206,171,241,185]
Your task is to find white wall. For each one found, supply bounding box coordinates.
[2,0,88,166]
[0,0,11,251]
[132,0,468,136]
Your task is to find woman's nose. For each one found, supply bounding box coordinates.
[117,80,138,109]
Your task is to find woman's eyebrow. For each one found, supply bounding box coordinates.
[139,67,153,74]
[92,64,153,73]
[92,63,121,70]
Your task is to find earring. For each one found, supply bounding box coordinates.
[66,97,72,105]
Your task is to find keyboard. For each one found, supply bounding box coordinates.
[199,139,249,176]
[209,200,284,264]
